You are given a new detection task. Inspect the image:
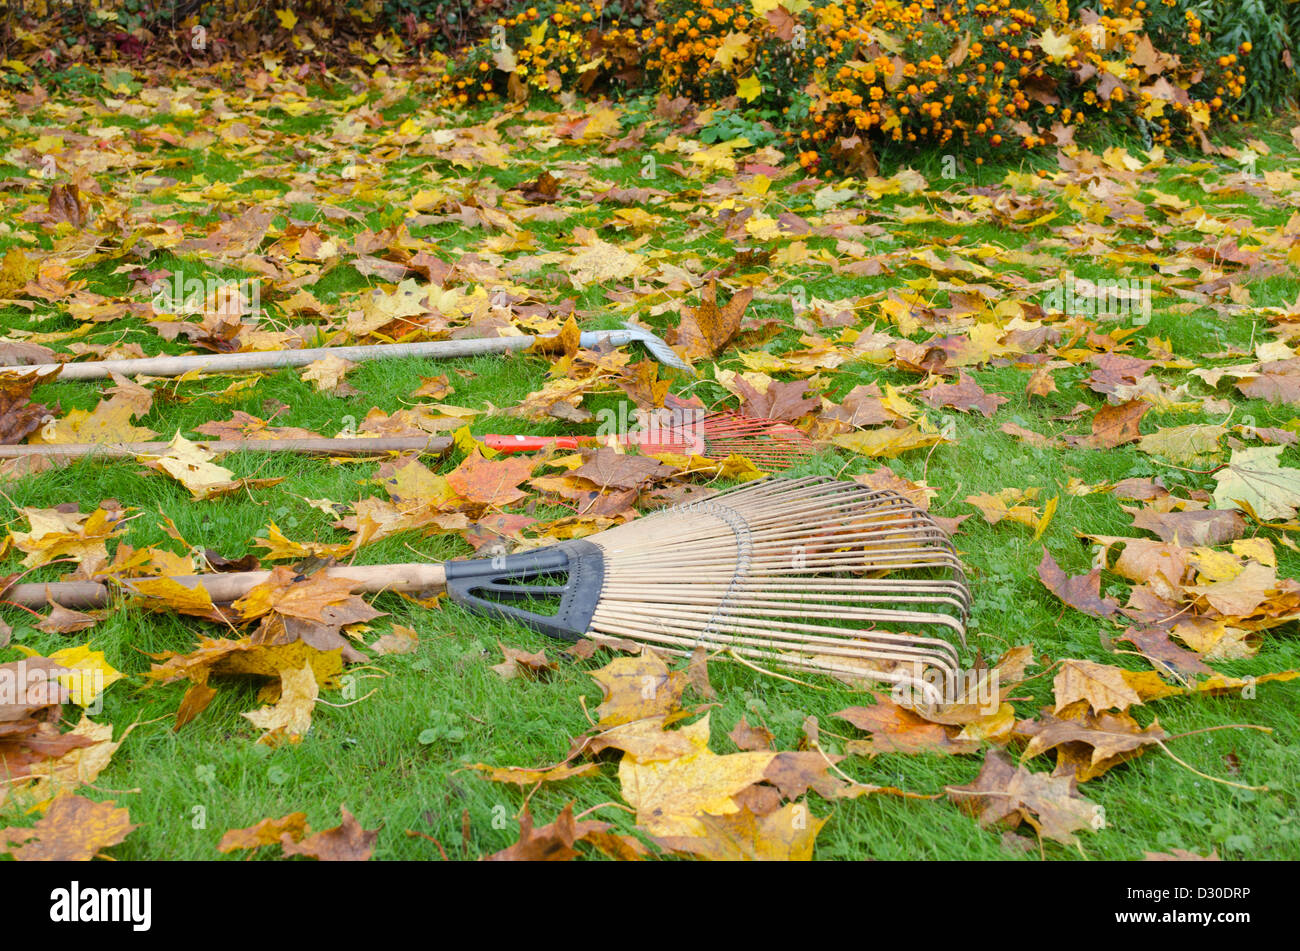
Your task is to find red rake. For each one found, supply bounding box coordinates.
[0,412,817,471]
[481,409,816,470]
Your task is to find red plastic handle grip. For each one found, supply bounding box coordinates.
[482,433,584,454]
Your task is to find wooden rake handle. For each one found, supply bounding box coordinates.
[0,436,455,460]
[3,563,448,610]
[5,328,664,381]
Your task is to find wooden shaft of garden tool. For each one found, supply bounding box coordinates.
[3,563,448,610]
[0,436,454,460]
[8,330,634,381]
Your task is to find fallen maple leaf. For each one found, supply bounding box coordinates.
[301,354,358,395]
[919,372,1007,418]
[729,717,775,752]
[653,801,827,860]
[1128,506,1245,546]
[370,624,419,656]
[490,643,556,680]
[1138,424,1226,466]
[1053,659,1144,714]
[446,450,536,507]
[668,279,751,360]
[35,375,155,445]
[1117,627,1212,678]
[0,367,59,445]
[36,601,97,634]
[587,712,712,763]
[1,793,135,860]
[947,750,1100,847]
[219,813,311,853]
[280,806,377,861]
[589,652,689,728]
[571,447,673,490]
[619,743,777,838]
[46,182,88,227]
[1072,400,1149,449]
[1017,702,1165,781]
[1213,447,1300,521]
[142,433,283,500]
[832,424,947,458]
[1038,548,1121,617]
[242,663,319,745]
[836,696,981,755]
[483,802,614,861]
[733,377,820,422]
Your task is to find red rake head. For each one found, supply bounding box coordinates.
[633,409,816,470]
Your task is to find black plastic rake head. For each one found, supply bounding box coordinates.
[443,539,605,641]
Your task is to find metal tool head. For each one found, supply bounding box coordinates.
[578,322,694,374]
[619,321,693,373]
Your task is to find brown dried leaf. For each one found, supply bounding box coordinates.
[734,377,820,422]
[0,368,59,445]
[483,803,611,861]
[1038,548,1121,617]
[836,696,981,755]
[218,813,311,852]
[669,280,751,360]
[728,717,775,752]
[279,805,377,861]
[1054,659,1144,714]
[919,372,1007,418]
[946,750,1099,847]
[1017,703,1165,781]
[446,450,536,507]
[1,794,135,860]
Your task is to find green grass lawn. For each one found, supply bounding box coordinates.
[1,71,1298,860]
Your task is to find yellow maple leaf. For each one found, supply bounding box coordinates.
[1038,27,1075,62]
[243,664,318,745]
[688,140,741,175]
[713,31,752,68]
[833,425,947,458]
[619,746,777,837]
[143,433,237,498]
[15,644,123,706]
[301,354,356,393]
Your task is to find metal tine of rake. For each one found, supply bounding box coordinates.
[635,409,816,469]
[11,477,970,705]
[692,411,816,468]
[612,481,968,593]
[480,409,816,470]
[569,476,970,702]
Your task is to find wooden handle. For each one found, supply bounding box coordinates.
[4,329,643,382]
[8,336,544,381]
[2,563,448,610]
[0,436,454,460]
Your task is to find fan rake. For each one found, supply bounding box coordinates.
[7,477,970,703]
